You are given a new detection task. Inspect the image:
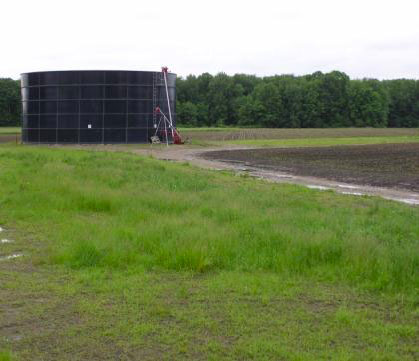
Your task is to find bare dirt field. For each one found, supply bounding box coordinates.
[0,134,20,144]
[203,143,419,192]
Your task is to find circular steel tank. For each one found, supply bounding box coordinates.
[20,70,176,144]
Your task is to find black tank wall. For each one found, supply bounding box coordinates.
[20,70,176,144]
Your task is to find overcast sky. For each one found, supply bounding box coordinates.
[2,0,418,80]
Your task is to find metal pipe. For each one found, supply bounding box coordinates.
[162,68,175,139]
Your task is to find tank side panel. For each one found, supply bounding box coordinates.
[21,70,176,144]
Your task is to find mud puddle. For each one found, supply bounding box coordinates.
[213,159,419,206]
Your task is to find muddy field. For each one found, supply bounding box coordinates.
[203,143,419,192]
[182,128,419,141]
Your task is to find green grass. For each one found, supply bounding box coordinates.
[178,126,246,131]
[0,144,418,360]
[0,127,20,135]
[220,136,419,147]
[3,266,417,361]
[179,128,419,147]
[0,145,417,292]
[0,350,13,361]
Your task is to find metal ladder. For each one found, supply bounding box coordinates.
[152,72,164,128]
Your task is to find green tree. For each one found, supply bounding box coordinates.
[176,101,198,126]
[316,71,351,127]
[237,95,264,126]
[384,79,419,127]
[348,80,389,127]
[0,78,21,126]
[176,70,418,129]
[207,73,244,126]
[251,82,283,127]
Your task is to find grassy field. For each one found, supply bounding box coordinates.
[180,127,419,140]
[0,144,418,360]
[179,128,419,147]
[0,127,20,135]
[2,128,419,150]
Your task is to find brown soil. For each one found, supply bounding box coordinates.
[0,134,20,144]
[202,143,419,192]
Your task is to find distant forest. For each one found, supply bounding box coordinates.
[177,71,419,128]
[0,79,20,126]
[1,71,418,127]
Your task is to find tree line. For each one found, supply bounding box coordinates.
[1,72,418,127]
[176,71,419,128]
[0,78,21,126]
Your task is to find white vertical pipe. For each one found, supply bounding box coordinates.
[163,70,175,139]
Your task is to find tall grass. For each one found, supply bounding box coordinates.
[0,350,13,361]
[0,145,418,293]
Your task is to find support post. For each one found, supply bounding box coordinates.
[162,67,175,140]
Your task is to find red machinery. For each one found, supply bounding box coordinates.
[154,106,183,144]
[153,67,183,145]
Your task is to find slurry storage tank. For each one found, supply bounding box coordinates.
[20,70,176,144]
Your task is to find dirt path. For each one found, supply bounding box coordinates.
[129,144,419,206]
